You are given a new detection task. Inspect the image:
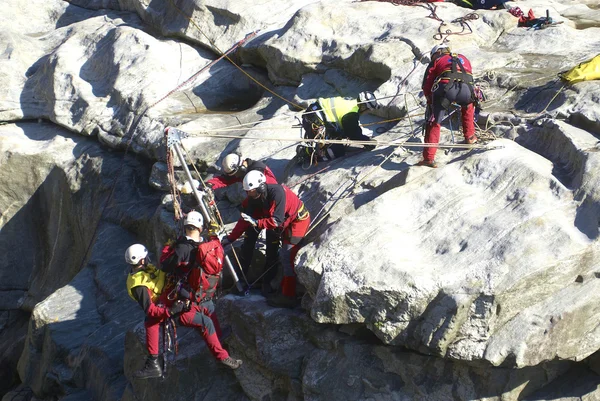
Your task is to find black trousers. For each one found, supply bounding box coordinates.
[239,228,280,284]
[431,81,474,123]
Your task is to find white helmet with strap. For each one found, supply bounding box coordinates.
[222,153,242,175]
[184,211,204,230]
[430,43,450,58]
[243,170,266,191]
[358,91,379,110]
[125,244,148,265]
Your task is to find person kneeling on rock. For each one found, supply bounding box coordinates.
[299,91,379,164]
[206,152,277,190]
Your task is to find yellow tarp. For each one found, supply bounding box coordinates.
[560,54,600,84]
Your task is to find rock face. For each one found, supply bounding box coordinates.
[2,0,600,400]
[297,129,600,368]
[0,0,264,161]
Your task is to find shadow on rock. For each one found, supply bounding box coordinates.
[514,80,568,115]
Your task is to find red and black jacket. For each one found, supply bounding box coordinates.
[160,237,198,276]
[130,287,170,319]
[228,184,303,241]
[206,159,277,189]
[422,53,474,101]
[162,236,224,303]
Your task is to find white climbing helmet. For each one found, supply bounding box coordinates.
[243,170,266,191]
[358,91,379,110]
[125,244,148,265]
[222,153,243,175]
[430,43,450,58]
[184,211,204,230]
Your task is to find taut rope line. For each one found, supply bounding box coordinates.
[189,132,501,150]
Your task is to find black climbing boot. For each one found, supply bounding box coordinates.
[133,355,162,379]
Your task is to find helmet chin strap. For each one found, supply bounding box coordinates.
[130,259,146,274]
[257,182,268,198]
[235,164,248,178]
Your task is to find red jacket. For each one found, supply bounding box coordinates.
[228,184,303,241]
[422,53,473,100]
[206,159,277,189]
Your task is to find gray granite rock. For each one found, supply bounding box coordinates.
[3,0,600,400]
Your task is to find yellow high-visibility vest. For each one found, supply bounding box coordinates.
[126,263,166,302]
[318,97,359,130]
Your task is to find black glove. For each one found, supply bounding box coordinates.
[168,300,186,316]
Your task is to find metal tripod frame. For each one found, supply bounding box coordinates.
[166,127,245,292]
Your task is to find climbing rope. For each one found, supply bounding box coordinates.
[167,0,429,120]
[162,317,178,377]
[165,0,304,111]
[424,3,479,43]
[351,128,423,192]
[175,142,251,289]
[148,31,258,111]
[474,70,569,131]
[165,135,184,221]
[173,108,424,142]
[539,83,566,115]
[359,1,479,45]
[75,22,261,291]
[305,175,356,237]
[193,112,423,133]
[189,131,497,150]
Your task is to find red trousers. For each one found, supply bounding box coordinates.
[145,293,228,361]
[423,103,475,161]
[280,215,311,297]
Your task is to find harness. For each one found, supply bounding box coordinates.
[303,103,327,135]
[295,202,309,221]
[299,103,330,166]
[193,273,220,303]
[434,53,476,106]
